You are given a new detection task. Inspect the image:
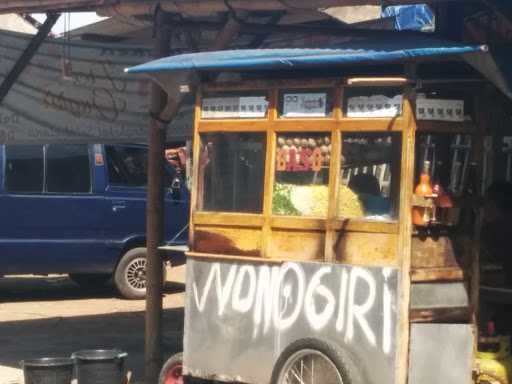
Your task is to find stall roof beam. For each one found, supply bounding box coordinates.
[480,0,512,31]
[0,0,476,15]
[0,12,60,105]
[164,19,426,39]
[98,0,475,17]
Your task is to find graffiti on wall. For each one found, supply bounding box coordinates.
[192,261,396,355]
[0,30,192,144]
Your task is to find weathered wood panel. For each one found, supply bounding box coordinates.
[194,225,262,257]
[335,232,398,266]
[268,229,325,261]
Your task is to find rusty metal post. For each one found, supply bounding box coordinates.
[145,8,171,384]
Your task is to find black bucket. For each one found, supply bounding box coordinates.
[20,357,74,384]
[72,349,127,384]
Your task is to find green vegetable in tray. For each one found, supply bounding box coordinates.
[273,183,300,215]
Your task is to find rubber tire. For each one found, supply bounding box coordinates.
[271,338,362,384]
[69,273,111,288]
[114,247,167,300]
[158,352,183,384]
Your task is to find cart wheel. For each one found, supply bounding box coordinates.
[159,352,183,384]
[271,339,359,384]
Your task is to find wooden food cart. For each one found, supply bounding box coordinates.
[128,41,491,384]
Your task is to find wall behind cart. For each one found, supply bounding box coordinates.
[0,30,192,144]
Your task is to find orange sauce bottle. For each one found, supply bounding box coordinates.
[412,161,433,226]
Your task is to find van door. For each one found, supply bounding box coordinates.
[0,144,108,275]
[103,144,189,250]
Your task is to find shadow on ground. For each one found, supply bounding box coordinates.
[0,307,184,382]
[0,275,184,302]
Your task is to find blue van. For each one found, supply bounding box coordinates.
[0,143,189,299]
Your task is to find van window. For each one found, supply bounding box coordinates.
[106,145,148,187]
[5,145,44,192]
[46,144,91,193]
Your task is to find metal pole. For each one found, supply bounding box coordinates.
[144,15,241,383]
[145,8,171,384]
[0,12,60,104]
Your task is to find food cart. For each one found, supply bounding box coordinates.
[127,40,496,384]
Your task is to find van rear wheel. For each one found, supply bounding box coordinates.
[114,247,166,300]
[69,273,111,288]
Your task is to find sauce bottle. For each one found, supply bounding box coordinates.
[413,160,433,226]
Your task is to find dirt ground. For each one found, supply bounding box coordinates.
[0,265,186,384]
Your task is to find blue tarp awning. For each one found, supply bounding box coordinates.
[126,37,512,101]
[126,38,486,74]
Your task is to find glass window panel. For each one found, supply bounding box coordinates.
[273,132,332,217]
[339,132,401,220]
[344,86,403,118]
[201,92,269,119]
[5,145,44,193]
[279,89,333,118]
[415,87,473,122]
[46,144,91,193]
[198,132,266,213]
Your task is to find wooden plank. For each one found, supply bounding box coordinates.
[411,236,461,269]
[261,91,278,258]
[416,120,475,134]
[186,251,283,264]
[189,89,203,249]
[198,120,269,132]
[268,229,325,261]
[199,118,405,132]
[193,225,262,257]
[273,120,338,131]
[325,129,341,262]
[410,267,465,282]
[203,77,342,92]
[396,84,416,384]
[268,217,399,233]
[470,87,486,332]
[338,118,405,131]
[335,232,399,266]
[193,212,264,227]
[334,84,343,120]
[331,219,399,234]
[270,216,327,230]
[410,307,470,323]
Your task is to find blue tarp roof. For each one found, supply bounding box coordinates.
[126,38,486,74]
[125,37,512,101]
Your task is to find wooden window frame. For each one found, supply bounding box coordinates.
[190,78,414,261]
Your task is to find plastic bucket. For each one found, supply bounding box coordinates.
[72,349,127,384]
[20,357,74,384]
